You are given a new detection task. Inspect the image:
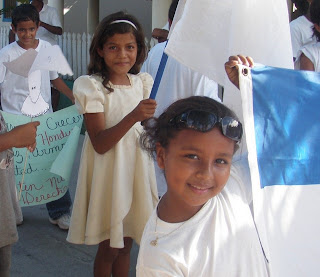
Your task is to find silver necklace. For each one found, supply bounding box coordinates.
[150,207,187,246]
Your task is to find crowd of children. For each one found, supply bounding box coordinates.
[1,0,319,276]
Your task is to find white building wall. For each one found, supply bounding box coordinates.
[99,0,153,38]
[63,0,153,37]
[63,0,88,33]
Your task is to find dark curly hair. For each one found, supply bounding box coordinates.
[140,96,241,159]
[11,4,39,28]
[292,0,310,15]
[310,0,320,41]
[88,11,147,91]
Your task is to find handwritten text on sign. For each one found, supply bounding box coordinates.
[3,105,83,207]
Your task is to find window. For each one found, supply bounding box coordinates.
[2,0,17,22]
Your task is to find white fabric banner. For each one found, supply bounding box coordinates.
[166,0,294,127]
[167,0,293,85]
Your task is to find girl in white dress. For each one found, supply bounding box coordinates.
[67,11,158,276]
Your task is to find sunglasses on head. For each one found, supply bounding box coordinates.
[169,109,243,142]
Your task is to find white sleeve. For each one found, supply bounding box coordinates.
[49,71,59,80]
[73,75,105,114]
[48,7,62,28]
[300,44,317,68]
[290,22,302,59]
[0,51,9,83]
[138,72,154,99]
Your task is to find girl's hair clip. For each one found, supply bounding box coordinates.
[110,20,137,30]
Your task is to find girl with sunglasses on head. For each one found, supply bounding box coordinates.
[136,96,269,276]
[66,11,158,277]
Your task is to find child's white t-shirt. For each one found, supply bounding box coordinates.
[136,160,269,277]
[0,39,58,115]
[290,15,316,59]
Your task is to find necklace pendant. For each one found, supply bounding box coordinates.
[150,238,158,246]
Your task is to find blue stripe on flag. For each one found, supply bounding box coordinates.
[251,66,320,187]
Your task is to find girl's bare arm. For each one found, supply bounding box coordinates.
[299,53,315,71]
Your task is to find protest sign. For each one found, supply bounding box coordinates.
[2,105,83,207]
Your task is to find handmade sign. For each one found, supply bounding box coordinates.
[2,105,83,207]
[3,44,74,202]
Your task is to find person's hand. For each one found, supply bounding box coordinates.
[27,142,37,153]
[152,28,169,43]
[131,99,157,122]
[225,55,254,89]
[10,121,40,151]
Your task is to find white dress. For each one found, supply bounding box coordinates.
[67,73,158,248]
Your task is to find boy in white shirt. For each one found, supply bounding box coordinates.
[0,4,74,230]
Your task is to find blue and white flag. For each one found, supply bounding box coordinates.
[240,65,320,277]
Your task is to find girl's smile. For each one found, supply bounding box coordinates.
[187,182,213,194]
[97,32,138,85]
[156,127,235,222]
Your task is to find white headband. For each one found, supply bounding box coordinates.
[110,20,137,30]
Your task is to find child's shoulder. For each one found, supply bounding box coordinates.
[137,72,153,80]
[75,74,102,85]
[0,42,20,62]
[73,74,104,94]
[131,72,153,86]
[0,42,18,55]
[37,39,53,49]
[131,72,154,97]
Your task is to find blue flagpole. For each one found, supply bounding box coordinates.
[149,41,169,100]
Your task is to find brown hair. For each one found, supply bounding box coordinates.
[140,96,241,158]
[87,11,147,91]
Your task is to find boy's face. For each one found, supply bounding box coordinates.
[12,20,39,50]
[157,127,235,218]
